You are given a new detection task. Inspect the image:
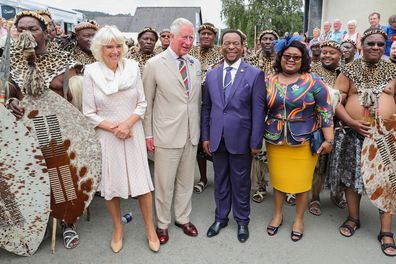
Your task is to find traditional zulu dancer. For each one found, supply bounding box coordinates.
[154,28,170,54]
[245,30,279,203]
[245,29,279,74]
[310,41,321,72]
[59,21,99,110]
[36,9,59,50]
[309,40,345,216]
[311,41,341,89]
[0,22,51,257]
[190,22,223,194]
[190,23,223,79]
[69,21,98,66]
[328,28,396,257]
[8,11,77,109]
[340,39,357,66]
[7,11,101,250]
[127,27,158,74]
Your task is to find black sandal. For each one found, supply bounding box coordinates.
[339,216,360,237]
[377,232,396,257]
[291,230,303,242]
[267,220,283,236]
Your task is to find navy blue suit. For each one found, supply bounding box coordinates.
[201,60,266,225]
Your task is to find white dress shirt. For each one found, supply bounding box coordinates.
[223,58,241,87]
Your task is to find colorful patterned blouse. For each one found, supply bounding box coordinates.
[264,72,333,145]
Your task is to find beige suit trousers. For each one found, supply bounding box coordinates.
[154,139,197,229]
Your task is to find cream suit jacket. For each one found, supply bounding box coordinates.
[142,49,202,148]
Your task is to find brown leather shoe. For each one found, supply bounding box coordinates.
[156,228,169,244]
[175,222,198,237]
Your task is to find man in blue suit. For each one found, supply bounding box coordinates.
[201,29,266,242]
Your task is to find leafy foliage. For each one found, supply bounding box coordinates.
[221,0,304,47]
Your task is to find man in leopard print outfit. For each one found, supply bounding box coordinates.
[127,27,158,74]
[245,30,279,203]
[340,39,357,66]
[245,30,279,74]
[310,41,321,72]
[309,40,346,216]
[154,28,170,54]
[61,21,99,110]
[36,9,57,45]
[7,11,81,250]
[328,28,396,257]
[190,22,223,82]
[71,21,98,67]
[190,22,223,194]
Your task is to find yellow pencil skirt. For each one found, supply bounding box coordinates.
[267,143,318,194]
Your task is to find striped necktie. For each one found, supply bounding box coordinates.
[224,67,233,90]
[224,67,233,101]
[178,57,189,91]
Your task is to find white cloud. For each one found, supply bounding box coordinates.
[34,0,224,27]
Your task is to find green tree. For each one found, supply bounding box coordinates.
[221,0,304,47]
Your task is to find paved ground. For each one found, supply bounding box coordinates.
[1,162,395,264]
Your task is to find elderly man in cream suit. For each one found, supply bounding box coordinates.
[143,18,201,245]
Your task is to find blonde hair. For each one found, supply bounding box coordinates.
[91,25,128,62]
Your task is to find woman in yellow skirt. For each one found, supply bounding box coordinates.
[264,39,334,241]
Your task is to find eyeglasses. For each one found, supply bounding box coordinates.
[365,41,385,47]
[160,34,170,38]
[282,54,302,61]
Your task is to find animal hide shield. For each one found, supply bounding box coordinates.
[20,89,101,224]
[0,105,50,256]
[361,118,396,214]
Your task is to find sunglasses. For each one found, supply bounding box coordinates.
[365,41,385,47]
[160,34,170,38]
[282,55,302,61]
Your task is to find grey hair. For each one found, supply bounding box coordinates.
[90,25,128,62]
[170,18,194,36]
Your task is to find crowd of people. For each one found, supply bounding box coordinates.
[1,7,395,258]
